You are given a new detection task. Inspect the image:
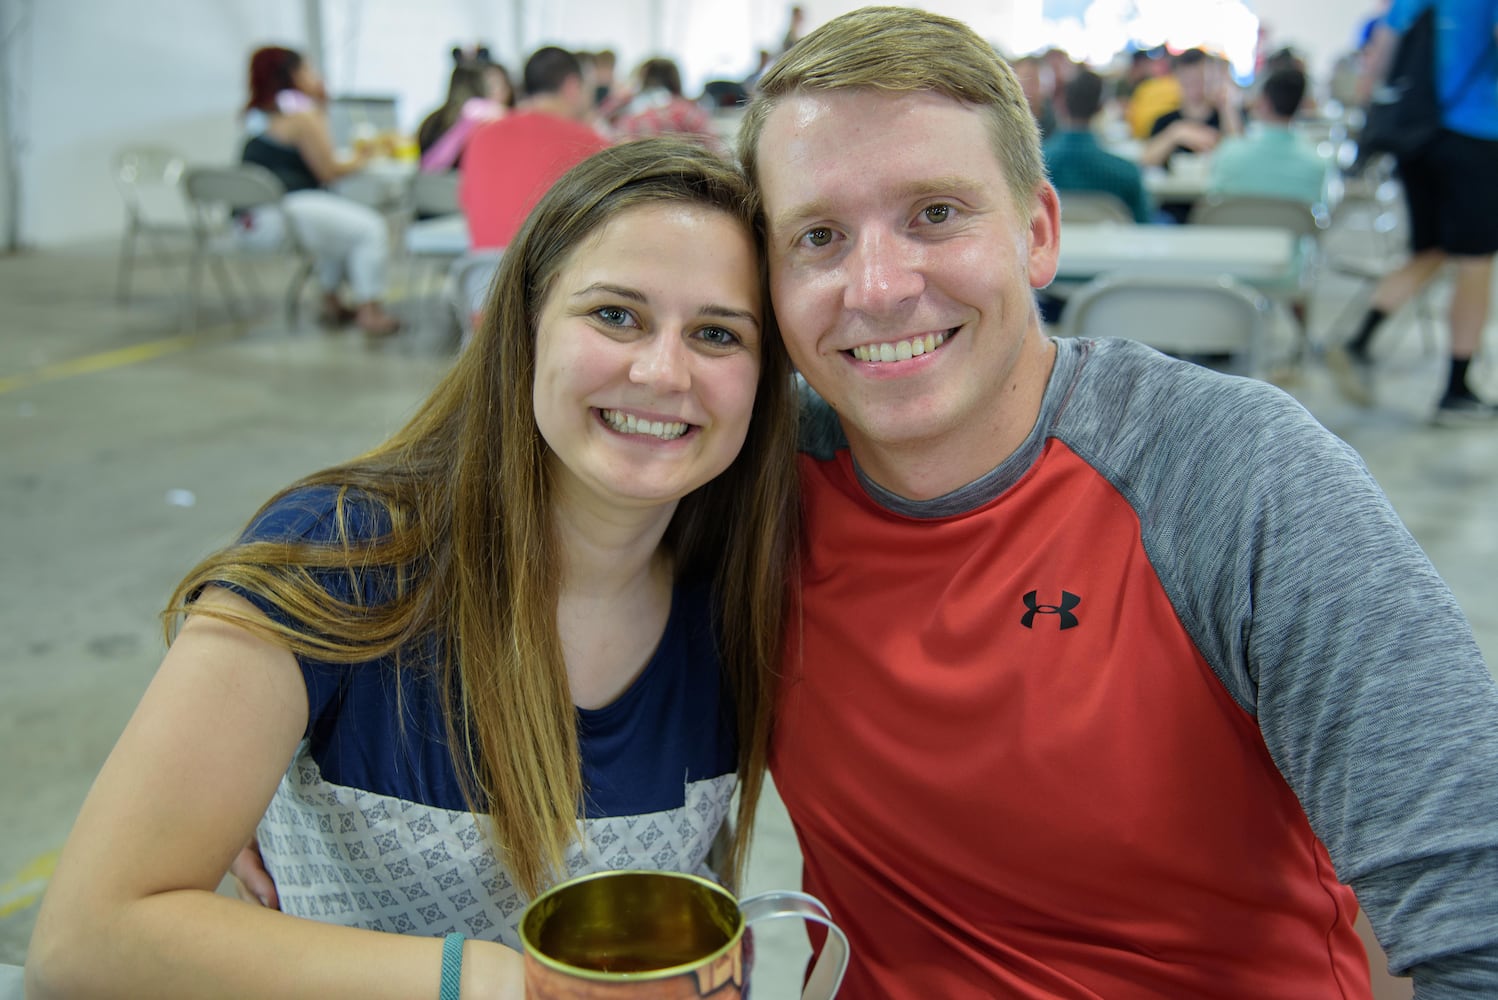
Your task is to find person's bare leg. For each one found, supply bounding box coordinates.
[1328,250,1448,406]
[1370,249,1447,315]
[1433,254,1497,417]
[1446,255,1494,362]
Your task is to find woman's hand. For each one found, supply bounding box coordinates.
[229,838,280,909]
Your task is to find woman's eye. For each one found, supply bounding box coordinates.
[922,204,952,224]
[697,326,741,347]
[593,306,635,327]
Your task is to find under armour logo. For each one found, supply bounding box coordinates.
[1021,590,1081,629]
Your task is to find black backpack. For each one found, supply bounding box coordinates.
[1360,4,1493,160]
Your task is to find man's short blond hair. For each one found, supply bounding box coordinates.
[738,6,1044,218]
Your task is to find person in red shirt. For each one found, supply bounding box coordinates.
[739,7,1498,997]
[458,46,610,251]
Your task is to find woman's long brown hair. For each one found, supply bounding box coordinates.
[166,137,800,897]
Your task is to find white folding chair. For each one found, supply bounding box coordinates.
[1060,272,1273,377]
[1058,190,1136,226]
[1189,194,1329,364]
[401,171,469,329]
[446,250,504,348]
[180,163,315,332]
[112,145,190,303]
[1189,193,1330,238]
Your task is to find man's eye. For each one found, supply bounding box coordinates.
[803,227,833,248]
[593,306,634,327]
[922,204,952,224]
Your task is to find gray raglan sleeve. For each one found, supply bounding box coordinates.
[1113,369,1498,995]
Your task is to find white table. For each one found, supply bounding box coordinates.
[1144,165,1209,203]
[1056,224,1301,290]
[333,158,416,212]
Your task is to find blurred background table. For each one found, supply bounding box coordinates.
[1057,223,1299,289]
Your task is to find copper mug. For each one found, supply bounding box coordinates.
[519,869,849,999]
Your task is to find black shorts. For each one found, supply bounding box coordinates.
[1397,129,1498,256]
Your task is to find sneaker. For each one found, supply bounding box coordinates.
[1433,392,1498,427]
[1324,344,1374,407]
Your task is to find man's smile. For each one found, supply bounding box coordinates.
[848,329,954,364]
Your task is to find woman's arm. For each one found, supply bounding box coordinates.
[1138,118,1219,167]
[25,588,523,1000]
[281,109,369,184]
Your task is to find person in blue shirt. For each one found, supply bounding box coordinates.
[1043,69,1154,224]
[1331,0,1498,422]
[1207,67,1331,206]
[25,138,801,1000]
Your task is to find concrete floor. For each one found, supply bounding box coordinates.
[1,212,1495,996]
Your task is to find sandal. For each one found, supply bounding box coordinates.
[318,297,358,328]
[355,304,401,337]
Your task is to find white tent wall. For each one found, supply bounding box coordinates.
[1252,0,1373,78]
[5,0,1376,249]
[11,0,308,250]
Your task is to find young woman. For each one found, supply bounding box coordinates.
[418,54,515,174]
[27,137,800,1000]
[239,45,402,335]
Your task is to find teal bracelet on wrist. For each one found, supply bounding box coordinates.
[439,932,465,1000]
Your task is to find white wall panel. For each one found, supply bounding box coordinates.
[20,0,303,246]
[321,0,505,134]
[1250,0,1373,80]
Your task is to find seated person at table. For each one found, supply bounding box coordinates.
[24,138,799,1000]
[1115,47,1162,104]
[237,45,400,335]
[1141,49,1242,221]
[1044,69,1154,223]
[1012,55,1058,137]
[1140,49,1241,168]
[613,57,722,152]
[1207,67,1330,207]
[459,45,610,251]
[1125,53,1179,138]
[416,51,515,174]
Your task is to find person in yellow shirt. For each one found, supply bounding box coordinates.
[1126,56,1179,137]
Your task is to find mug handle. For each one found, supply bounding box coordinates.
[738,890,850,1000]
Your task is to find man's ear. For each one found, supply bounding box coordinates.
[1027,182,1062,289]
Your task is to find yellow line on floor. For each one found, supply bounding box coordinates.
[0,333,204,395]
[0,849,58,919]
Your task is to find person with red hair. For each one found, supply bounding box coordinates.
[239,46,400,336]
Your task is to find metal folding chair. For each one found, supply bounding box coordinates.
[180,164,315,332]
[1058,190,1137,225]
[1060,271,1273,378]
[112,145,190,303]
[401,171,469,330]
[446,250,504,348]
[1189,194,1330,365]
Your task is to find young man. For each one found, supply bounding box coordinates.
[457,46,609,251]
[1043,68,1154,224]
[1330,0,1498,421]
[1138,48,1242,222]
[739,7,1498,997]
[1208,66,1331,206]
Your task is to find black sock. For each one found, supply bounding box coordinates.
[1347,308,1388,355]
[1447,357,1472,399]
